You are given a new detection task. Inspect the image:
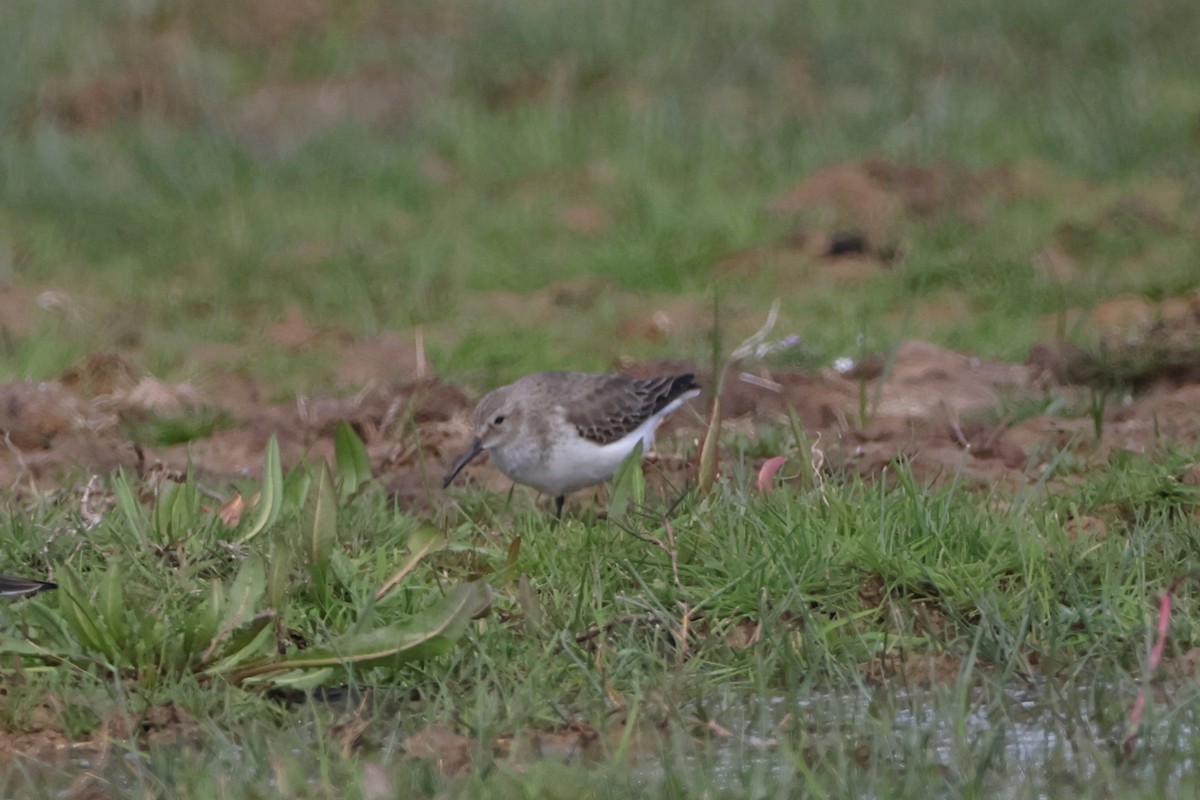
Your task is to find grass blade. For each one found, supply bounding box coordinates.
[697,396,721,495]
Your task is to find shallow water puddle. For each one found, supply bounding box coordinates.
[642,683,1200,797]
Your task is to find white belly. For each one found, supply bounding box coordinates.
[489,392,696,497]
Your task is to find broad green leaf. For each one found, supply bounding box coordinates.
[153,481,180,544]
[608,440,645,521]
[200,555,266,665]
[98,561,127,649]
[307,464,338,570]
[222,555,266,633]
[282,465,313,510]
[201,578,225,642]
[240,436,283,543]
[55,565,119,663]
[153,476,202,545]
[334,421,372,501]
[266,539,294,611]
[375,522,449,600]
[7,603,75,662]
[229,582,490,683]
[0,637,66,660]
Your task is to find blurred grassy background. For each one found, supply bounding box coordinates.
[1,0,1198,392]
[3,5,1200,795]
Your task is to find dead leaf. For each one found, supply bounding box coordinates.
[726,618,762,649]
[757,456,787,493]
[219,492,246,528]
[360,763,394,800]
[1064,515,1107,542]
[404,725,473,776]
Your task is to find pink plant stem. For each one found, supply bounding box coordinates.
[1123,575,1185,756]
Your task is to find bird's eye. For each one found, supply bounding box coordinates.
[493,415,506,425]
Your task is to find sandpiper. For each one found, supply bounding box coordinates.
[443,371,701,515]
[0,573,56,598]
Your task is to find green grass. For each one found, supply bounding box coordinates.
[3,436,1200,796]
[1,0,1198,388]
[2,0,1200,795]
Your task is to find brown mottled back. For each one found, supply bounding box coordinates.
[564,373,699,445]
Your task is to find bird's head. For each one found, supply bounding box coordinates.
[442,385,525,488]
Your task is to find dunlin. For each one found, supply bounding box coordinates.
[0,573,56,598]
[443,371,700,515]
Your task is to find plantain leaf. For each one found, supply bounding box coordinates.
[152,481,179,544]
[282,465,313,511]
[608,440,645,522]
[266,538,293,612]
[307,464,338,571]
[55,564,119,663]
[153,477,202,546]
[201,578,225,642]
[97,561,127,651]
[334,421,372,501]
[200,555,266,664]
[222,555,266,633]
[7,601,75,663]
[240,436,283,543]
[0,636,67,660]
[229,582,490,683]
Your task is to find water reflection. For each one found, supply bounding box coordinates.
[650,682,1200,798]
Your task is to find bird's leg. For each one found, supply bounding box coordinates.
[555,495,565,518]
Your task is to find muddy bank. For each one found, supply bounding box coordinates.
[3,308,1200,506]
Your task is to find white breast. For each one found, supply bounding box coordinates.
[535,390,699,496]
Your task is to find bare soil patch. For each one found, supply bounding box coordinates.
[2,304,1200,510]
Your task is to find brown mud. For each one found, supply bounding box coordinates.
[2,305,1200,512]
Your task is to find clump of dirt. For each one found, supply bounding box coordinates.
[862,650,985,688]
[188,0,333,50]
[763,157,1015,259]
[37,59,200,132]
[0,382,103,451]
[230,74,424,159]
[403,725,476,776]
[0,349,470,501]
[0,687,71,764]
[714,156,1020,288]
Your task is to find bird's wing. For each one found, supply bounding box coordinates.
[566,374,699,445]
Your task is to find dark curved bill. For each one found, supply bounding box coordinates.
[0,574,56,598]
[443,437,485,489]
